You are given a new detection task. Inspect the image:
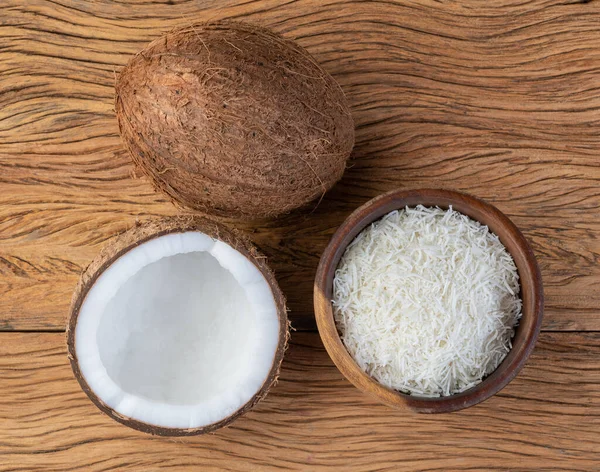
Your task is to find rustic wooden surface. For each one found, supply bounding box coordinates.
[1,0,599,470]
[1,332,599,471]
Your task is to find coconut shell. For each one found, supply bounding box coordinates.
[67,216,289,436]
[115,21,355,219]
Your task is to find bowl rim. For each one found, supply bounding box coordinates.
[314,188,544,413]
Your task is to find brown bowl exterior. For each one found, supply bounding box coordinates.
[314,188,543,413]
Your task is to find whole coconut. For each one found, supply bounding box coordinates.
[115,21,355,219]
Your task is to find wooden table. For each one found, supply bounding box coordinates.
[2,1,599,470]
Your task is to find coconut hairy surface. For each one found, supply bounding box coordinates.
[67,216,288,436]
[115,21,355,219]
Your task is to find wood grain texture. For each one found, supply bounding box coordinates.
[2,2,600,469]
[1,0,600,331]
[1,331,599,471]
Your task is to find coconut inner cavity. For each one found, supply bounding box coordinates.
[75,232,280,429]
[98,251,254,405]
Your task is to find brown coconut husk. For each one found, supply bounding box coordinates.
[67,215,289,436]
[115,20,355,220]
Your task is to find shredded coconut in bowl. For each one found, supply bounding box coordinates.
[332,205,522,397]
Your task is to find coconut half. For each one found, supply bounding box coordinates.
[67,217,287,436]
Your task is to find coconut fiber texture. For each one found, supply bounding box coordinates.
[115,21,355,219]
[67,215,289,436]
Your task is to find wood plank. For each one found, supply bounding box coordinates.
[0,331,598,471]
[2,0,600,331]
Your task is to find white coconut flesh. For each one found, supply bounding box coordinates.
[75,232,280,429]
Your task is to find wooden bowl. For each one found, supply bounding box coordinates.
[314,188,543,413]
